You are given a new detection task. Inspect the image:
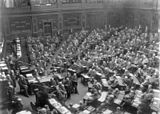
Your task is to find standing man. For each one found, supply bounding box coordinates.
[71,73,78,94]
[64,78,71,99]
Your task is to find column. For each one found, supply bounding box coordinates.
[81,12,86,29]
[58,13,63,33]
[32,16,38,36]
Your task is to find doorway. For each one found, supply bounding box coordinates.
[43,21,52,36]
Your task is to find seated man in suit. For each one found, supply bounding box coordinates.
[18,75,29,97]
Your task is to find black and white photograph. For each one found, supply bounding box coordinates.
[0,0,159,114]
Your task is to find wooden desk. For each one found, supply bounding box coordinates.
[79,110,90,114]
[54,73,63,80]
[25,73,35,83]
[132,90,143,108]
[153,89,160,98]
[72,104,80,109]
[95,72,105,78]
[0,63,6,67]
[38,76,53,83]
[101,79,108,87]
[115,76,125,86]
[81,74,90,85]
[114,91,125,105]
[49,98,72,114]
[150,97,160,112]
[16,110,31,114]
[98,91,108,102]
[102,109,113,114]
[83,92,92,101]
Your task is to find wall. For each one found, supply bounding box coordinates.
[103,0,159,32]
[1,0,159,38]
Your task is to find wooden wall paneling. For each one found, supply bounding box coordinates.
[119,9,125,27]
[58,13,63,31]
[52,19,58,30]
[158,0,160,10]
[139,0,154,9]
[3,0,159,36]
[52,14,58,30]
[9,16,31,34]
[108,11,120,27]
[86,13,91,29]
[133,10,139,28]
[52,19,57,35]
[63,13,81,30]
[139,10,152,30]
[151,12,158,32]
[86,13,97,29]
[125,10,134,28]
[116,9,123,27]
[104,11,108,28]
[32,17,37,33]
[152,0,158,10]
[86,12,104,29]
[37,18,43,36]
[4,17,10,36]
[158,11,160,32]
[96,12,105,28]
[36,14,58,36]
[43,20,52,36]
[81,12,86,29]
[108,12,113,27]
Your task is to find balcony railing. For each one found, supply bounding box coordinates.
[2,0,158,11]
[2,0,104,14]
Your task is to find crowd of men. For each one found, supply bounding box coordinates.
[2,25,159,114]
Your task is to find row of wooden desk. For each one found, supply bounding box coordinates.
[0,61,8,73]
[0,61,8,82]
[18,60,160,114]
[62,59,159,113]
[18,64,73,114]
[49,98,72,114]
[68,63,160,113]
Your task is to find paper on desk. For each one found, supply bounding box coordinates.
[98,91,108,102]
[16,110,31,114]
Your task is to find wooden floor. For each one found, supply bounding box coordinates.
[0,78,88,114]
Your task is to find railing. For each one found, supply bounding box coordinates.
[2,0,103,11]
[2,0,158,10]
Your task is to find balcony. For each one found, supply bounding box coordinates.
[31,4,58,13]
[82,0,104,9]
[2,0,104,15]
[60,3,82,10]
[2,7,31,15]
